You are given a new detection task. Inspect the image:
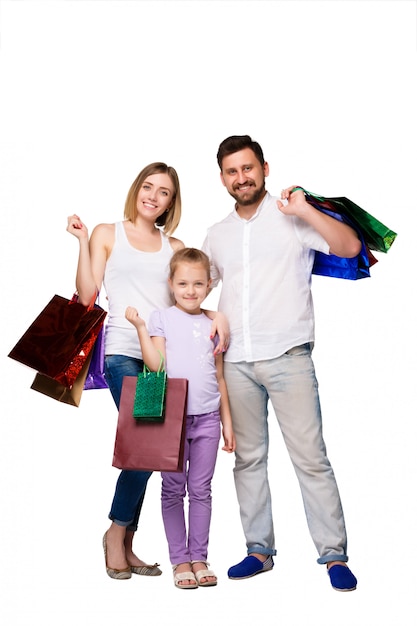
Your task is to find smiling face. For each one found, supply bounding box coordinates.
[220,147,269,211]
[169,261,211,315]
[135,172,175,222]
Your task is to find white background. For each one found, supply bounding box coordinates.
[1,1,416,624]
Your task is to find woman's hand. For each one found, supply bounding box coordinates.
[210,311,230,355]
[67,214,89,239]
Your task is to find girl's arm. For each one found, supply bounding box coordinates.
[215,353,236,453]
[125,307,166,371]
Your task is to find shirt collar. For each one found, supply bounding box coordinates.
[233,191,271,222]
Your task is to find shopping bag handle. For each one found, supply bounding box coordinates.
[70,291,99,311]
[142,351,165,378]
[290,186,327,202]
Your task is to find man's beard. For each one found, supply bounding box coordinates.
[230,182,266,207]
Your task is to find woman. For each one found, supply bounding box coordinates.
[67,162,228,580]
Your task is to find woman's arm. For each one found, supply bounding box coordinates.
[203,310,230,355]
[67,216,111,305]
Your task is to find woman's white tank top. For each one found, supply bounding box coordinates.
[103,221,175,359]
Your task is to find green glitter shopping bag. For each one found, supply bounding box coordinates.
[133,353,167,422]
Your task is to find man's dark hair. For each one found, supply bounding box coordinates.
[217,135,265,170]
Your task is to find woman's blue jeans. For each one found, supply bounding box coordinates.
[105,355,152,532]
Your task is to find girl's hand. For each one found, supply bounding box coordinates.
[67,214,88,239]
[221,425,236,453]
[125,306,145,329]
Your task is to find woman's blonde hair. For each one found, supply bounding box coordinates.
[169,248,211,280]
[124,162,181,236]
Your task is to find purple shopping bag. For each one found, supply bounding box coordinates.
[83,325,108,390]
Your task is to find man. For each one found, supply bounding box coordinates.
[202,135,360,591]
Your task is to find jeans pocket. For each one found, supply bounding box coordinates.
[284,342,312,357]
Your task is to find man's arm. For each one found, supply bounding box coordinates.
[278,187,362,258]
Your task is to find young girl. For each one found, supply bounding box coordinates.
[67,164,229,581]
[125,247,236,589]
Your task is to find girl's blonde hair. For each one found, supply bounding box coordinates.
[169,248,211,280]
[124,162,181,236]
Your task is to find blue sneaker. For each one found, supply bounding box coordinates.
[228,555,274,580]
[328,565,357,591]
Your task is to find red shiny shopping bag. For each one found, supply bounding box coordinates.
[8,293,106,388]
[113,376,188,472]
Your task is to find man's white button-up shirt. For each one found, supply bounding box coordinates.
[202,192,330,363]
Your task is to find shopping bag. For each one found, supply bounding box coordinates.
[83,325,108,390]
[291,187,397,280]
[31,350,93,407]
[8,293,107,387]
[310,204,373,280]
[113,376,188,472]
[133,354,166,422]
[303,189,397,253]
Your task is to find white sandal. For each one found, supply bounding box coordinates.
[172,564,198,589]
[191,561,218,587]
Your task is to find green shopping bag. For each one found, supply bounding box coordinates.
[295,187,397,253]
[289,186,397,280]
[133,353,167,422]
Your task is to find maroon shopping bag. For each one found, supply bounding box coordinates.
[113,376,188,472]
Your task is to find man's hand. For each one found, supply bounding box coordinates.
[277,186,307,217]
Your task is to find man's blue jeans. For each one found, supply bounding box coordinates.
[105,354,152,531]
[224,343,349,565]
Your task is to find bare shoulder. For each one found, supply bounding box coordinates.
[92,222,115,235]
[168,236,185,252]
[90,223,116,259]
[91,222,115,243]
